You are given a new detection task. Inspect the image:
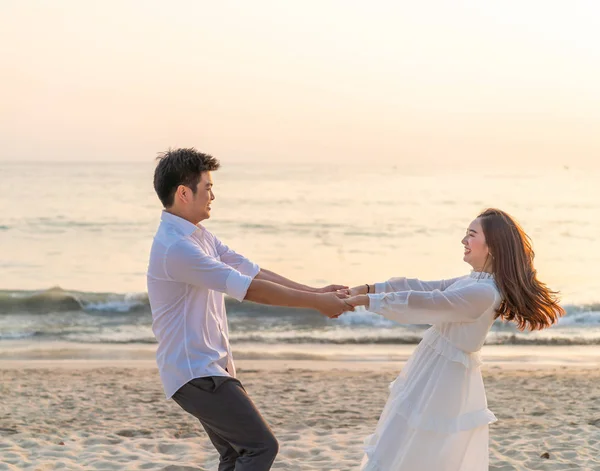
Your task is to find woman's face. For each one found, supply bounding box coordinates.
[462,218,491,271]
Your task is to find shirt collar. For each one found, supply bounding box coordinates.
[160,211,201,236]
[469,271,494,280]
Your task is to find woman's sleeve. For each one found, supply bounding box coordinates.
[373,276,464,294]
[368,283,498,324]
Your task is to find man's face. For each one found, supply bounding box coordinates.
[191,171,215,222]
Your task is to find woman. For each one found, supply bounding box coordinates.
[344,208,565,471]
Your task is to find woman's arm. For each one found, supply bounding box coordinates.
[350,276,464,296]
[346,283,498,325]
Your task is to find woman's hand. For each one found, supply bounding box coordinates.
[316,292,355,318]
[348,284,370,297]
[344,294,370,309]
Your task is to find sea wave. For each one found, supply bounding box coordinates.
[1,288,599,346]
[0,288,311,316]
[1,287,598,320]
[0,287,85,313]
[557,310,600,326]
[2,329,599,346]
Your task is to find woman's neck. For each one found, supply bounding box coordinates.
[471,264,493,274]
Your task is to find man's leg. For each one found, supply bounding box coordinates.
[198,421,239,471]
[172,376,279,471]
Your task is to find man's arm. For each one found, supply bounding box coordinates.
[166,240,351,318]
[244,278,352,318]
[255,268,347,294]
[212,234,345,294]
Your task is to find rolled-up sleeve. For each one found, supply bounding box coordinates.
[224,270,253,302]
[165,239,253,302]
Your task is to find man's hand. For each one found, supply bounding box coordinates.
[244,279,354,316]
[316,284,348,294]
[315,292,354,318]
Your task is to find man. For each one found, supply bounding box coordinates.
[147,148,351,471]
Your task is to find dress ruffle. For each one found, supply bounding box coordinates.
[420,327,482,369]
[362,399,496,470]
[382,376,497,434]
[361,452,385,471]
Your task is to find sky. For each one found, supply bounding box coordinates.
[1,0,599,168]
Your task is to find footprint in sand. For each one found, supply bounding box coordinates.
[116,429,153,438]
[160,466,206,471]
[158,443,190,455]
[82,437,122,446]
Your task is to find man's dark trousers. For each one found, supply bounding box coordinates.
[172,376,279,471]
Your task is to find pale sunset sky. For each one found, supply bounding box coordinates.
[1,1,599,168]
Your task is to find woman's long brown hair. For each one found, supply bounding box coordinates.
[478,208,565,331]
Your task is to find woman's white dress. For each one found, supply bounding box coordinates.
[361,272,501,471]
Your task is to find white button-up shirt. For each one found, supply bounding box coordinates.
[147,211,260,399]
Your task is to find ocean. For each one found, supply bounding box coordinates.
[1,161,599,353]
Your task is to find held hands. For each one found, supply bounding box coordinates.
[315,284,348,294]
[315,292,355,318]
[333,284,369,298]
[314,283,372,317]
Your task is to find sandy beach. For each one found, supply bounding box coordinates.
[1,346,599,471]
